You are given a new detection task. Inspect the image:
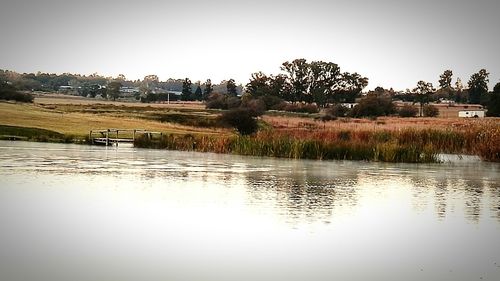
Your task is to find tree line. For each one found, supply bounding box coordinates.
[246,59,368,106]
[1,64,499,116]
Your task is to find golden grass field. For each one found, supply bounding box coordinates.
[0,96,226,137]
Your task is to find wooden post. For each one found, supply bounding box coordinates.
[133,130,136,142]
[89,130,92,144]
[106,129,109,146]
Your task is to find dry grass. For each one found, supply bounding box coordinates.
[35,94,206,110]
[262,115,491,132]
[0,101,227,137]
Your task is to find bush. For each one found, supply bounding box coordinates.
[349,94,395,118]
[259,95,284,109]
[0,83,34,103]
[398,105,418,117]
[245,99,266,117]
[423,104,439,117]
[284,103,319,114]
[219,108,258,135]
[325,104,349,117]
[206,93,228,109]
[226,96,241,109]
[487,92,500,117]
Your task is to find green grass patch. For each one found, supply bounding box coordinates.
[0,125,78,143]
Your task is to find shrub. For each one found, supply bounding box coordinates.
[259,95,284,109]
[284,103,319,114]
[206,93,228,109]
[423,104,439,117]
[325,104,349,117]
[246,99,266,117]
[219,108,258,135]
[271,101,288,111]
[349,94,395,118]
[486,87,500,117]
[226,96,241,109]
[0,82,34,103]
[398,105,418,117]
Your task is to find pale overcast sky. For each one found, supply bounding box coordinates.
[0,0,499,90]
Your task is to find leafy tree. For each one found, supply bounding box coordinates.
[193,84,202,101]
[439,70,453,89]
[246,72,270,97]
[281,59,309,103]
[269,74,291,100]
[454,77,465,103]
[468,69,489,104]
[181,78,192,101]
[337,72,368,103]
[203,79,213,100]
[107,81,122,101]
[226,78,238,97]
[413,81,435,116]
[487,82,500,117]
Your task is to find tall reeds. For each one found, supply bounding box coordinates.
[133,120,500,163]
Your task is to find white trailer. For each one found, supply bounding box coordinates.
[458,110,485,118]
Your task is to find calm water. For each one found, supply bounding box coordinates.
[0,141,499,281]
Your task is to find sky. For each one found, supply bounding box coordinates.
[0,0,499,90]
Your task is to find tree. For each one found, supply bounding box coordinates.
[246,72,270,97]
[281,59,309,103]
[193,84,202,101]
[495,82,500,94]
[454,77,465,103]
[439,70,453,89]
[487,82,500,117]
[107,81,122,101]
[337,72,368,103]
[226,78,238,97]
[413,81,435,116]
[140,74,159,96]
[268,74,290,100]
[203,79,213,100]
[181,78,192,101]
[468,69,489,104]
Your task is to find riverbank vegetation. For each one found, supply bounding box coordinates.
[1,62,500,163]
[133,120,499,163]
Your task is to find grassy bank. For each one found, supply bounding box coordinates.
[1,97,499,163]
[0,125,78,143]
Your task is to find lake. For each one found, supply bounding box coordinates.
[0,140,499,281]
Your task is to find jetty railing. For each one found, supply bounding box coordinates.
[89,129,162,146]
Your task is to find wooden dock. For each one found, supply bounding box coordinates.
[89,129,162,146]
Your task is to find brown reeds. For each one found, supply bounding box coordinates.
[134,119,500,163]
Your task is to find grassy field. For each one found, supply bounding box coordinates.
[0,99,227,137]
[1,94,499,162]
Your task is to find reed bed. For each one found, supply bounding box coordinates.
[134,120,500,163]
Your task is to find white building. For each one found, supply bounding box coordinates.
[458,110,485,118]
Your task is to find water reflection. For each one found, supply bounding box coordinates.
[1,141,500,225]
[1,141,500,281]
[244,162,359,225]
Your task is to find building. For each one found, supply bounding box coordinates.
[458,110,485,118]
